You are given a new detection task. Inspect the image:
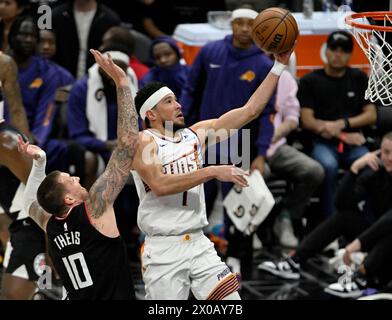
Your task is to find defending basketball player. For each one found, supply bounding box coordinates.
[17,49,138,300]
[131,24,295,299]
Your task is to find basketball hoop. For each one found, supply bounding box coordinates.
[345,11,392,106]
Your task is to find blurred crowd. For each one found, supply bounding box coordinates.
[0,0,391,300]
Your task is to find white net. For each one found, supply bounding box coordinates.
[346,13,392,106]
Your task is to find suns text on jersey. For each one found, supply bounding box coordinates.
[163,151,201,175]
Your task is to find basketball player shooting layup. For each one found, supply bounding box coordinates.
[131,40,294,299]
[17,49,138,300]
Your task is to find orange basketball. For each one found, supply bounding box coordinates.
[252,7,299,54]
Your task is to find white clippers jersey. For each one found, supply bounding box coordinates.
[132,128,208,237]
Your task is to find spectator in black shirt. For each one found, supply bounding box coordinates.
[52,0,121,78]
[297,30,377,217]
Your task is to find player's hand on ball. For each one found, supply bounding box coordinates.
[274,41,296,65]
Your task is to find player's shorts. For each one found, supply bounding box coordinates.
[141,230,240,300]
[3,217,46,281]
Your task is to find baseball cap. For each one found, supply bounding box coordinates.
[327,30,354,52]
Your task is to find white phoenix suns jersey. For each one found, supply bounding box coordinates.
[132,128,208,237]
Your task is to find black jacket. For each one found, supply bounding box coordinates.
[336,167,392,251]
[52,1,121,77]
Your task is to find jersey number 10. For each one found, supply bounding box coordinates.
[62,252,93,290]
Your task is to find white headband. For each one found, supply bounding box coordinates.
[231,8,258,21]
[140,87,174,120]
[105,51,129,65]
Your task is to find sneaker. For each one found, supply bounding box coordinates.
[273,218,299,248]
[324,272,367,299]
[258,257,300,280]
[328,248,346,272]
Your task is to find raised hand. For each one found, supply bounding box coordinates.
[17,134,45,160]
[274,40,297,65]
[90,49,127,87]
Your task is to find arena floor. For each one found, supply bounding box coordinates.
[129,245,348,300]
[0,243,390,300]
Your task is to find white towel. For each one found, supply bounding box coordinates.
[86,63,138,141]
[223,170,275,235]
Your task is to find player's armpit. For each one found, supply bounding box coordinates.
[131,133,163,193]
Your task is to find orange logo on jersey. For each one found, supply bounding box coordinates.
[29,78,43,89]
[240,70,255,82]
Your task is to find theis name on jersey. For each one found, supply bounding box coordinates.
[162,145,201,175]
[54,231,81,250]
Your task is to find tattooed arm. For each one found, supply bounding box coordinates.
[0,53,31,136]
[86,50,139,234]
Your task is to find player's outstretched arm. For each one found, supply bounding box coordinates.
[17,135,51,231]
[86,50,139,219]
[191,47,294,147]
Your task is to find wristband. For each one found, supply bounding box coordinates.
[270,60,286,76]
[38,150,45,158]
[338,133,346,154]
[36,150,46,162]
[344,118,351,130]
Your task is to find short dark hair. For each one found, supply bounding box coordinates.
[8,15,39,50]
[37,171,68,216]
[102,26,135,55]
[135,81,167,128]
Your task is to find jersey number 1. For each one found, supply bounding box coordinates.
[62,252,93,290]
[182,191,188,206]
